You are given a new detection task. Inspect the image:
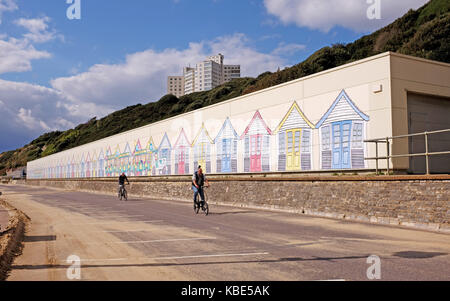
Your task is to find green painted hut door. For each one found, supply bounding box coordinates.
[286,129,301,170]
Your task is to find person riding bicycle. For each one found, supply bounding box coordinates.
[192,166,209,208]
[118,172,129,195]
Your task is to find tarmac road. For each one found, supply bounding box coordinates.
[0,184,449,281]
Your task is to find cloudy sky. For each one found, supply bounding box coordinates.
[0,0,429,152]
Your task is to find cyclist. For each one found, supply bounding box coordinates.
[192,165,209,208]
[118,172,129,197]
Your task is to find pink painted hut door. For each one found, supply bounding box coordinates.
[178,146,186,174]
[250,134,262,172]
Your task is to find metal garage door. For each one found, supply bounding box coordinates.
[407,93,450,174]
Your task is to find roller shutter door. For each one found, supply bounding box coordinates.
[407,93,450,174]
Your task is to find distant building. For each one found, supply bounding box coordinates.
[224,65,241,83]
[167,76,185,98]
[168,54,241,97]
[183,67,195,95]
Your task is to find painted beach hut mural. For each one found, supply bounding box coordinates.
[72,154,78,178]
[85,153,91,178]
[316,90,370,170]
[80,154,86,178]
[274,102,315,171]
[119,143,132,175]
[241,111,272,172]
[157,133,172,175]
[105,147,113,177]
[174,129,191,175]
[192,123,213,173]
[146,137,157,176]
[56,160,62,178]
[98,149,105,177]
[112,145,121,177]
[91,151,97,178]
[214,118,239,173]
[132,139,146,176]
[70,155,76,178]
[66,156,72,178]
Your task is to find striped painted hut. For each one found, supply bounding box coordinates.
[112,145,121,177]
[241,110,272,172]
[316,90,370,170]
[97,149,105,177]
[132,139,146,176]
[85,153,92,178]
[91,151,97,178]
[157,133,172,175]
[214,117,239,173]
[173,129,191,175]
[119,143,132,175]
[192,123,213,174]
[274,102,315,171]
[146,137,157,176]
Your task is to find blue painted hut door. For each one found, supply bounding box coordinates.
[332,121,352,169]
[161,149,169,173]
[221,138,231,172]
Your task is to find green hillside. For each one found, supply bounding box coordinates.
[1,0,449,175]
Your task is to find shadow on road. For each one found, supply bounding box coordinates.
[23,235,57,243]
[392,251,447,259]
[11,255,369,271]
[208,211,256,216]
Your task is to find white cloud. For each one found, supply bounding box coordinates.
[0,37,51,73]
[272,42,306,56]
[14,16,62,43]
[0,0,17,24]
[0,15,62,74]
[264,0,429,32]
[0,79,85,151]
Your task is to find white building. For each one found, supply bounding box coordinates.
[168,54,241,97]
[183,67,195,95]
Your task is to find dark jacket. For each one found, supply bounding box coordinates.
[119,175,129,185]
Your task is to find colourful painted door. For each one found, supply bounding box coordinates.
[221,138,231,172]
[332,121,352,169]
[178,146,186,174]
[198,143,206,169]
[250,135,262,172]
[286,129,301,170]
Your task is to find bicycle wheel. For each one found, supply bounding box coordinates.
[119,189,123,201]
[203,202,209,216]
[194,195,199,214]
[123,190,128,201]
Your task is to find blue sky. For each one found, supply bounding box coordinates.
[0,0,429,152]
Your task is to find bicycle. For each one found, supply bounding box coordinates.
[118,184,128,201]
[193,186,209,216]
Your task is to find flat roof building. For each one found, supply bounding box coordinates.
[167,76,185,98]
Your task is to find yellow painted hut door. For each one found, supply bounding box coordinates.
[198,143,206,169]
[286,129,301,170]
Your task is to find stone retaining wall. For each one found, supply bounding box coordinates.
[26,176,450,233]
